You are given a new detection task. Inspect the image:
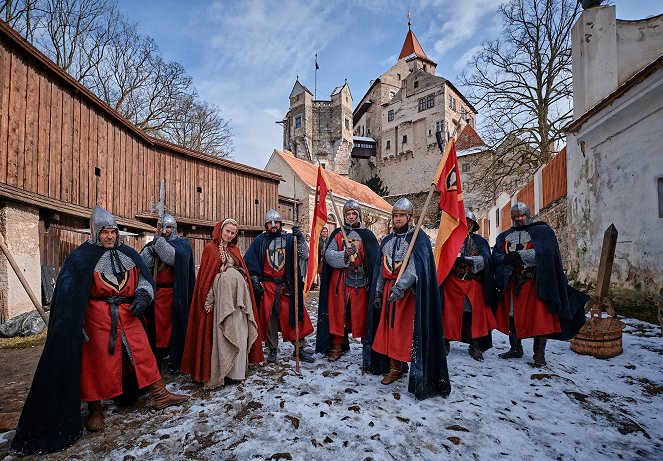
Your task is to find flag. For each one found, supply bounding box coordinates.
[315,54,319,70]
[305,165,329,294]
[432,133,468,284]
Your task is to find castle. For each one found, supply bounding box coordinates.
[281,22,486,204]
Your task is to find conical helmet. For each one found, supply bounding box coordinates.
[89,205,119,246]
[465,210,479,233]
[392,198,414,216]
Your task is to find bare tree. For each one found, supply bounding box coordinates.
[157,97,234,158]
[461,0,580,203]
[2,0,234,157]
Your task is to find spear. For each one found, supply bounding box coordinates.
[293,173,301,375]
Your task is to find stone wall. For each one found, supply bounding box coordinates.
[0,201,42,322]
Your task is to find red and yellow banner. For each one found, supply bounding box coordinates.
[305,166,330,294]
[433,137,468,283]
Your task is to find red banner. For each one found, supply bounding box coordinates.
[305,166,330,294]
[433,138,468,283]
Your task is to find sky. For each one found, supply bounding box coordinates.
[115,0,663,169]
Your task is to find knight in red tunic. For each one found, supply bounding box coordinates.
[492,202,587,367]
[315,199,379,362]
[11,206,188,456]
[140,213,195,372]
[244,209,315,364]
[442,210,497,361]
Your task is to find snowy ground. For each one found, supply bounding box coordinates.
[1,297,662,460]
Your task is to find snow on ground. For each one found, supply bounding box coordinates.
[1,298,662,460]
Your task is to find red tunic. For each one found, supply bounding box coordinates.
[371,256,415,363]
[326,233,368,340]
[443,274,497,340]
[259,252,313,342]
[154,263,174,348]
[494,238,561,338]
[80,268,160,401]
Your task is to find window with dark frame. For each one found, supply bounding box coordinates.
[388,110,394,122]
[414,80,419,89]
[462,163,470,173]
[386,140,391,149]
[295,115,302,129]
[402,135,407,144]
[427,95,434,109]
[418,97,425,112]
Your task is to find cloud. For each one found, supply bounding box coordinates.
[453,45,482,71]
[416,0,508,60]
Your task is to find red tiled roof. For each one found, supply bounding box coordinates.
[456,124,486,151]
[273,150,392,213]
[399,29,428,60]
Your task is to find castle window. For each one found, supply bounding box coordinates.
[389,91,396,100]
[414,80,419,89]
[367,128,371,135]
[435,120,445,133]
[462,163,470,173]
[386,140,391,149]
[397,73,401,80]
[402,135,408,145]
[388,110,394,122]
[427,95,435,109]
[345,118,350,130]
[418,97,426,112]
[295,115,302,129]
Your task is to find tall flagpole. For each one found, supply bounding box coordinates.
[314,53,318,100]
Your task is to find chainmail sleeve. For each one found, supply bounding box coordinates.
[153,237,176,266]
[468,255,485,274]
[519,249,536,267]
[136,273,154,301]
[296,236,309,261]
[139,246,155,271]
[375,269,385,295]
[324,237,348,269]
[400,257,418,289]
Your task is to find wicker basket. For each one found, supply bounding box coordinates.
[570,308,625,359]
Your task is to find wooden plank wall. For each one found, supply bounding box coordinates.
[0,31,279,233]
[542,148,567,208]
[517,179,535,212]
[500,203,512,232]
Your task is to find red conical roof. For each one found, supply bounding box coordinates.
[399,29,428,60]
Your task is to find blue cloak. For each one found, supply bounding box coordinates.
[11,242,153,456]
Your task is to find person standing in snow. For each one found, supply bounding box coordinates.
[11,206,188,456]
[244,209,315,364]
[492,202,587,367]
[370,198,450,399]
[315,199,380,362]
[442,210,497,362]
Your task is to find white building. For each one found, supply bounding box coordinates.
[565,5,663,295]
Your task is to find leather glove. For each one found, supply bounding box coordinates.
[130,290,151,318]
[455,256,473,265]
[373,292,383,310]
[387,285,405,303]
[343,243,357,262]
[251,276,264,299]
[504,251,522,265]
[292,225,304,240]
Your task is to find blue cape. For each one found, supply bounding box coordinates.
[11,242,153,456]
[243,232,305,326]
[368,230,451,400]
[142,237,195,371]
[314,227,380,355]
[493,222,587,340]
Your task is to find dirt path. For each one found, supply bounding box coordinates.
[0,344,43,431]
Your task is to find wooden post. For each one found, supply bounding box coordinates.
[0,232,49,323]
[587,224,618,316]
[293,235,301,375]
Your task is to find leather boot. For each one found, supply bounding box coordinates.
[381,358,404,385]
[532,336,547,367]
[327,345,343,362]
[468,339,484,362]
[498,332,523,359]
[149,379,189,410]
[86,401,104,432]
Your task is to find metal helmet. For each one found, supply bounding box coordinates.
[158,213,178,239]
[465,209,479,233]
[343,199,362,226]
[392,197,414,216]
[89,205,119,247]
[510,202,533,227]
[159,213,177,230]
[264,208,282,226]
